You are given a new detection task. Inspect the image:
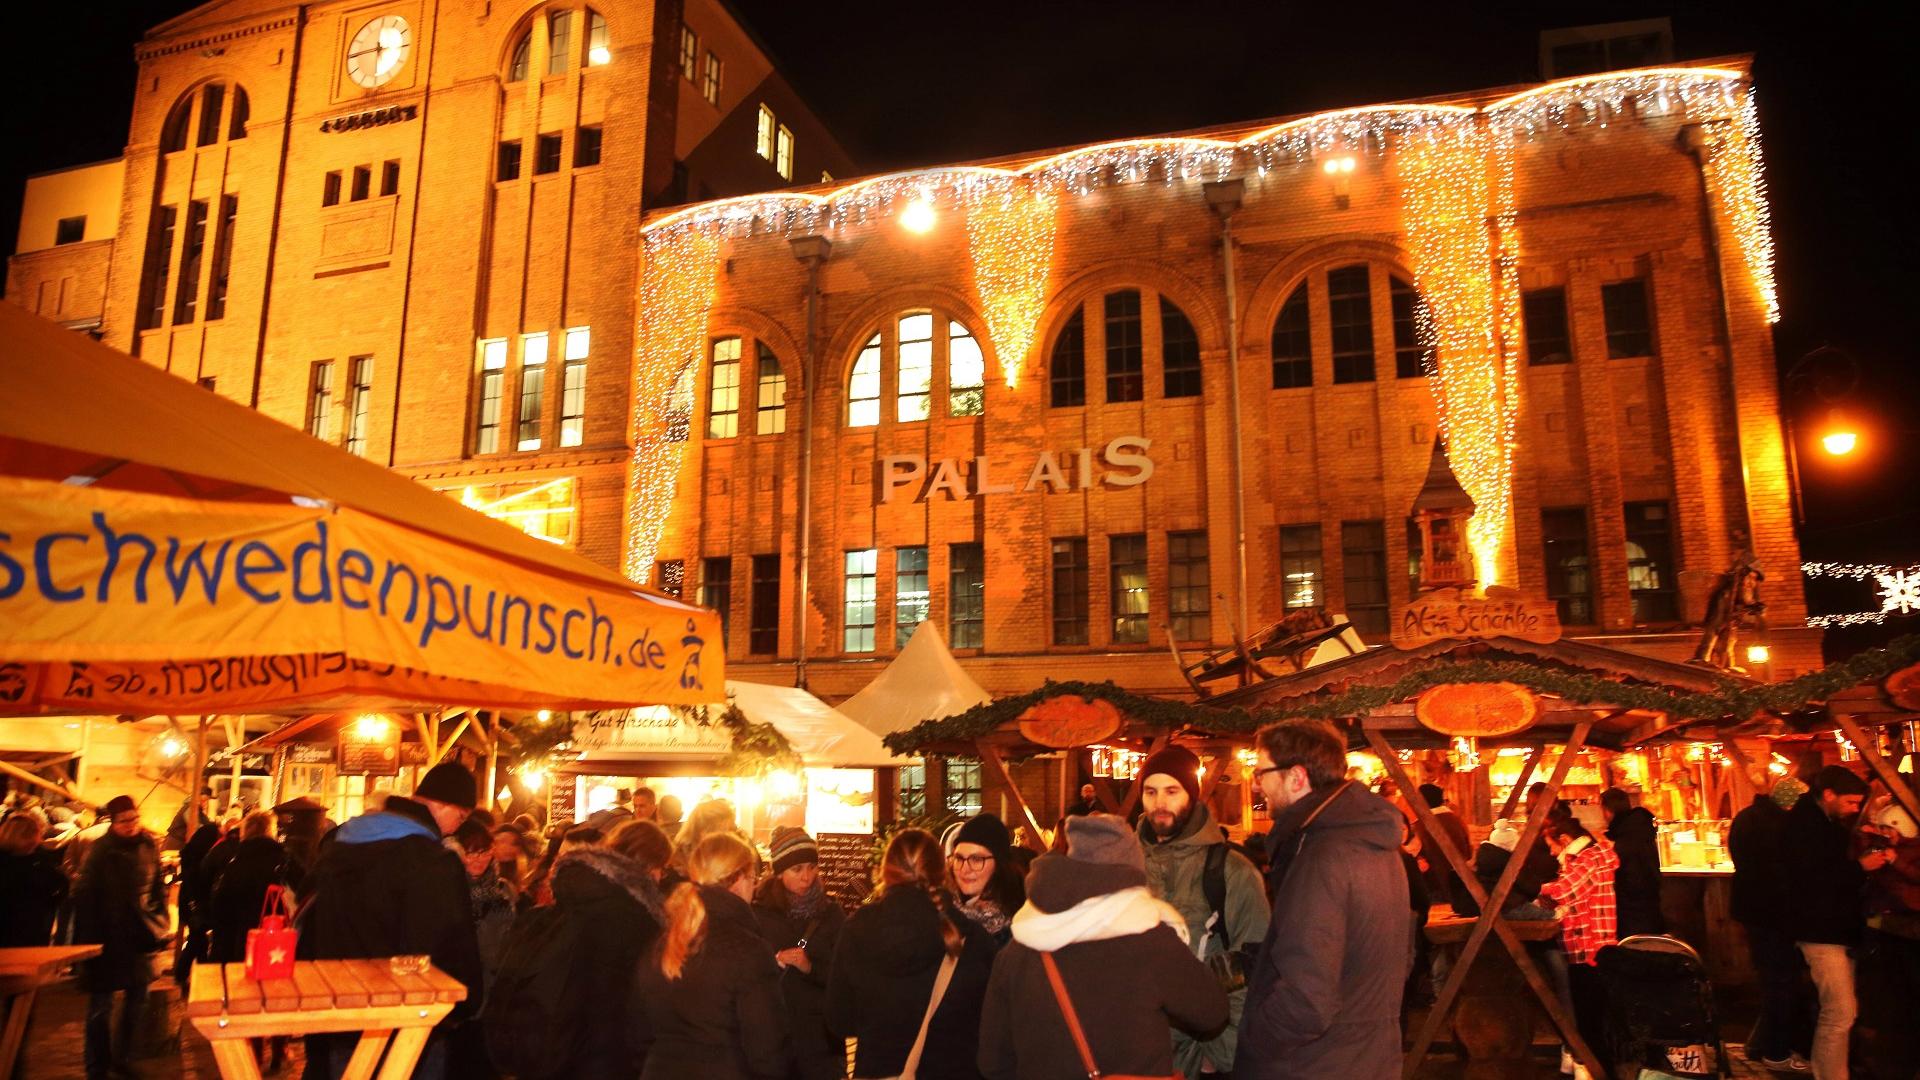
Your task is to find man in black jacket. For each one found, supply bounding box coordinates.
[1729,778,1812,1068]
[74,794,168,1080]
[1600,788,1665,936]
[296,763,483,1080]
[1782,766,1893,1080]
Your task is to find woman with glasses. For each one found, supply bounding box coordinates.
[945,813,1024,946]
[633,832,791,1080]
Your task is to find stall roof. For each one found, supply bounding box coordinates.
[578,680,907,769]
[838,622,993,736]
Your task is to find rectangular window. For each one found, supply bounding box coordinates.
[55,216,85,245]
[1341,519,1389,637]
[560,327,589,447]
[1405,517,1424,596]
[755,343,786,434]
[949,542,984,649]
[497,141,522,181]
[344,356,373,457]
[547,10,573,74]
[574,125,602,168]
[518,333,547,451]
[708,337,741,438]
[307,360,334,438]
[756,104,775,160]
[700,557,732,647]
[1329,265,1375,383]
[896,312,933,421]
[1052,538,1090,645]
[1542,507,1595,625]
[844,549,878,653]
[205,195,236,321]
[586,11,609,65]
[1602,279,1653,358]
[1104,290,1143,402]
[380,160,400,197]
[350,165,371,202]
[535,133,562,175]
[750,554,780,655]
[944,759,983,817]
[895,547,929,647]
[1280,524,1324,609]
[680,26,698,80]
[1625,500,1678,621]
[948,323,985,417]
[138,205,177,332]
[1110,534,1149,644]
[1524,286,1572,365]
[476,338,507,454]
[1271,290,1312,389]
[1168,531,1210,641]
[895,764,926,819]
[197,83,226,147]
[1390,277,1430,379]
[702,52,722,105]
[172,199,208,325]
[775,125,794,181]
[656,559,685,598]
[198,377,217,392]
[323,171,342,207]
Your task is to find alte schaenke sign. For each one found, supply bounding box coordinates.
[881,436,1154,503]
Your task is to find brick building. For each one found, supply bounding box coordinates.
[8,0,854,572]
[633,57,1815,719]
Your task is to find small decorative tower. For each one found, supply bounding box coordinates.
[1413,440,1477,593]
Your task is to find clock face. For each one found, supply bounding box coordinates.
[346,15,412,89]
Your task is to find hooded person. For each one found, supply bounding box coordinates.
[979,813,1228,1079]
[1135,744,1269,1077]
[296,762,483,1080]
[752,826,848,1080]
[1600,787,1664,936]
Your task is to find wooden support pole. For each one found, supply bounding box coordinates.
[1376,722,1604,1080]
[978,744,1048,851]
[1498,742,1545,819]
[1720,736,1763,809]
[1834,712,1920,826]
[188,717,210,833]
[0,760,93,807]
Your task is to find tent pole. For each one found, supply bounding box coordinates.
[188,717,210,833]
[75,715,92,797]
[485,715,499,814]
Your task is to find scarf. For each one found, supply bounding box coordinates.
[957,894,1010,936]
[1010,886,1189,952]
[786,875,828,922]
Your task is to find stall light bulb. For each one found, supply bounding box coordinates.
[161,737,185,758]
[1745,644,1771,665]
[522,770,545,793]
[355,715,390,740]
[536,709,552,723]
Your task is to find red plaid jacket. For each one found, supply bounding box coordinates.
[1538,836,1621,965]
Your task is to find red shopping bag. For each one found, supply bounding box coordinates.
[245,884,297,980]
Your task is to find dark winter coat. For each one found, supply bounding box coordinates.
[1452,838,1559,918]
[753,882,848,1080]
[549,847,666,1080]
[195,832,241,912]
[176,822,222,919]
[1781,795,1867,946]
[828,885,994,1080]
[209,835,290,963]
[0,847,70,947]
[631,883,790,1080]
[1415,806,1474,909]
[1606,805,1665,936]
[72,828,168,992]
[1240,784,1412,1080]
[294,796,482,1020]
[978,852,1227,1080]
[1729,794,1791,929]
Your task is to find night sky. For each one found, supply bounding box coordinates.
[5,1,1910,647]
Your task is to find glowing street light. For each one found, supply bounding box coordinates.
[1820,412,1859,456]
[899,196,937,234]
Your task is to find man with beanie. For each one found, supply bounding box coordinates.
[980,813,1228,1079]
[297,761,484,1080]
[1136,744,1269,1077]
[1240,719,1410,1079]
[73,793,167,1080]
[1782,765,1887,1080]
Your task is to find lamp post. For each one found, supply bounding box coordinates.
[1780,345,1861,526]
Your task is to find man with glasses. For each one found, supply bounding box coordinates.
[73,794,168,1080]
[1239,719,1410,1079]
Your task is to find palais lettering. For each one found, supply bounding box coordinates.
[881,436,1154,504]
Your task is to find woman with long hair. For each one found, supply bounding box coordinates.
[631,832,790,1079]
[752,827,847,1080]
[673,798,747,868]
[943,814,1023,946]
[827,828,992,1080]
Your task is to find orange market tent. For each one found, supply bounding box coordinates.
[0,302,722,715]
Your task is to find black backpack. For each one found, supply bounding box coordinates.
[481,904,591,1079]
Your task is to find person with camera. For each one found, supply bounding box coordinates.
[1135,745,1269,1077]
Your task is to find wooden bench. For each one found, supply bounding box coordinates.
[186,960,465,1080]
[0,945,104,1079]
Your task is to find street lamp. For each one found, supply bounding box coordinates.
[1781,346,1862,525]
[1820,409,1859,456]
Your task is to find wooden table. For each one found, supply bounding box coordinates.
[1423,911,1562,1080]
[186,960,466,1080]
[0,944,104,1079]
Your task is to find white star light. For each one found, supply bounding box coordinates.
[1877,570,1920,615]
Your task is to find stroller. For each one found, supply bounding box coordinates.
[1594,935,1729,1079]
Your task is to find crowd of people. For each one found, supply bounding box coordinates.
[3,720,1917,1080]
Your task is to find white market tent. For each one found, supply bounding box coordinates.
[572,679,903,768]
[837,622,993,737]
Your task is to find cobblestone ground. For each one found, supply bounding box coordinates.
[17,974,304,1080]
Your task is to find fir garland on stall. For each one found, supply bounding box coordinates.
[708,699,805,778]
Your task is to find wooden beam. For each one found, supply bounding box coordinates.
[1498,742,1545,819]
[1119,731,1172,819]
[1720,736,1763,808]
[978,744,1048,852]
[0,760,93,807]
[1833,712,1920,827]
[1199,750,1233,803]
[1375,722,1604,1080]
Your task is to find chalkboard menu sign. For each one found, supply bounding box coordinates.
[548,775,579,828]
[816,832,873,912]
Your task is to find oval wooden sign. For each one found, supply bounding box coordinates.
[1884,660,1920,712]
[1415,682,1539,738]
[1017,695,1123,748]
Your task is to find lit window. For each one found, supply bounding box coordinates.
[895,547,929,647]
[547,10,573,75]
[702,52,722,105]
[1110,534,1148,644]
[586,10,609,66]
[848,336,880,427]
[561,327,589,447]
[679,26,697,81]
[1280,524,1322,609]
[949,542,984,648]
[756,104,774,160]
[896,313,932,421]
[844,549,878,653]
[775,125,794,181]
[1168,531,1210,640]
[308,360,334,439]
[708,337,741,438]
[448,477,578,547]
[948,321,984,416]
[344,356,373,457]
[755,343,786,434]
[476,339,507,454]
[518,332,547,451]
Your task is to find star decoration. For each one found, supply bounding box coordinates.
[1877,570,1920,615]
[268,947,288,966]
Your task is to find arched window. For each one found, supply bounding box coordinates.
[702,335,788,438]
[756,344,786,434]
[846,310,984,428]
[708,337,741,438]
[1161,298,1201,398]
[586,9,610,66]
[1050,310,1085,407]
[159,81,248,153]
[1049,287,1200,407]
[1268,262,1426,389]
[508,33,531,81]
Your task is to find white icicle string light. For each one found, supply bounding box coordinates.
[1800,561,1920,628]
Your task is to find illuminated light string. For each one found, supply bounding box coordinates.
[1801,561,1920,629]
[963,176,1057,388]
